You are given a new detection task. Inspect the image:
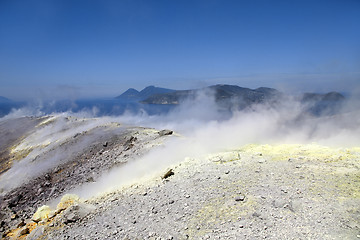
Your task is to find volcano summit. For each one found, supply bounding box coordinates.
[0,86,359,239]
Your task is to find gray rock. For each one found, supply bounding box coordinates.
[16,226,29,238]
[289,200,302,212]
[26,226,45,240]
[17,219,26,228]
[65,213,78,223]
[235,195,246,201]
[62,203,96,224]
[273,199,287,208]
[161,169,174,179]
[158,130,173,136]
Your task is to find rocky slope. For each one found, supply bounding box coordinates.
[37,144,359,240]
[1,115,359,240]
[0,116,174,238]
[3,142,360,239]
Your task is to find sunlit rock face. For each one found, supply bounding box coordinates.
[0,115,172,237]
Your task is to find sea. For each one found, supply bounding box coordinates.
[0,98,175,118]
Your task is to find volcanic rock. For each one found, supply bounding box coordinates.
[158,130,173,136]
[62,203,96,224]
[161,168,174,179]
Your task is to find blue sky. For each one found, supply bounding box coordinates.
[0,0,359,99]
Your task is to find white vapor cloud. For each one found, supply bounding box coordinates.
[1,89,359,200]
[70,90,360,199]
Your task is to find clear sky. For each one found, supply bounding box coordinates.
[0,0,359,100]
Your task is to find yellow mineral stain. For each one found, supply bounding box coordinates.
[37,116,57,126]
[56,194,80,211]
[6,194,82,239]
[238,143,360,162]
[32,205,51,222]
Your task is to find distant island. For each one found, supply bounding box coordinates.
[116,86,175,101]
[140,85,282,105]
[116,84,345,116]
[0,85,346,118]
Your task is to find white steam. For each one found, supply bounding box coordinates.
[116,90,360,147]
[72,91,360,199]
[1,89,359,199]
[0,114,121,193]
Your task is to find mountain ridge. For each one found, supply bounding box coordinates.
[116,85,345,107]
[140,84,284,106]
[116,86,175,101]
[115,84,346,116]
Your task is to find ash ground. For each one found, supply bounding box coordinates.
[45,145,360,240]
[0,116,359,239]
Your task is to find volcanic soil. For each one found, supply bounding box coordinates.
[1,116,359,240]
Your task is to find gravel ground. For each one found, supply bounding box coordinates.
[35,144,360,240]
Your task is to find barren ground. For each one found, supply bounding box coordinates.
[1,116,359,240]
